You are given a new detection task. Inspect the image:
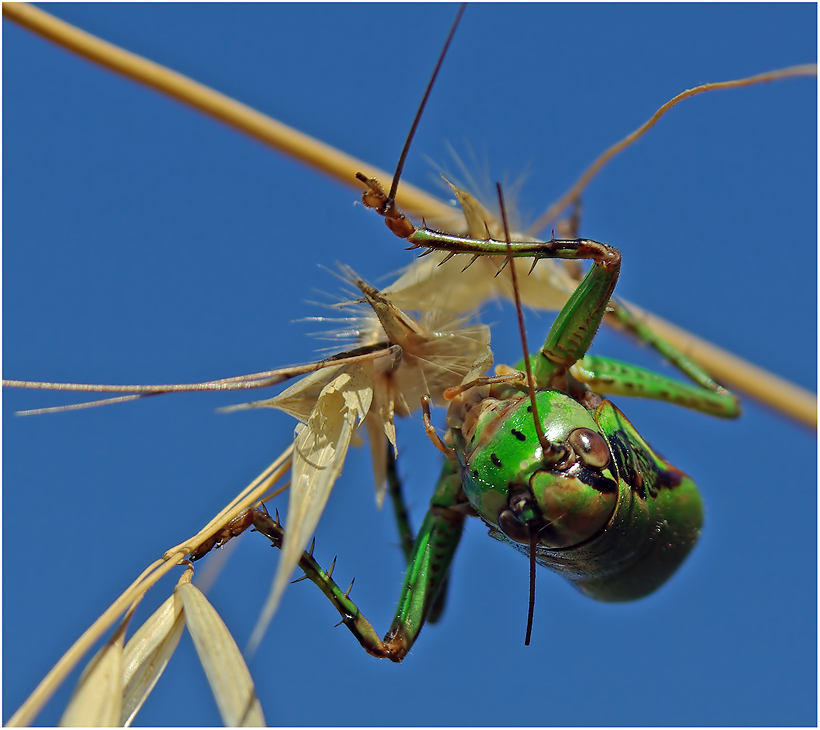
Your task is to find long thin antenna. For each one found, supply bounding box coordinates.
[387,3,467,204]
[495,183,553,456]
[496,182,542,647]
[525,535,537,646]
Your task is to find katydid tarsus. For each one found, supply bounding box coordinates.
[4,4,816,726]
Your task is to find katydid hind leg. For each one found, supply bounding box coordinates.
[573,353,740,418]
[386,446,453,625]
[253,457,466,660]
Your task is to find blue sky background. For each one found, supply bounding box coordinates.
[4,4,816,726]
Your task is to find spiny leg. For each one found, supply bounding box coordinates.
[251,508,391,658]
[253,457,467,662]
[359,176,620,380]
[360,182,739,418]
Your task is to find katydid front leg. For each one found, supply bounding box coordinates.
[359,174,621,392]
[359,175,739,419]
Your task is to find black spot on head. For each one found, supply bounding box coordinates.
[526,405,533,413]
[491,453,502,467]
[472,469,479,480]
[576,466,618,495]
[511,428,526,441]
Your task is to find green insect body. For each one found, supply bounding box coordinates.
[452,386,703,602]
[430,227,713,606]
[250,180,740,662]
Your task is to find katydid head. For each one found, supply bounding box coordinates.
[449,388,618,550]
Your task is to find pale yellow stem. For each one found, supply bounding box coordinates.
[1,1,458,227]
[617,303,816,429]
[7,448,292,726]
[7,558,165,727]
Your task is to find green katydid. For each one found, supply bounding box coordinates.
[3,5,816,724]
[232,6,742,659]
[244,170,740,660]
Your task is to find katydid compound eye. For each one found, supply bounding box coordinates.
[567,428,610,469]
